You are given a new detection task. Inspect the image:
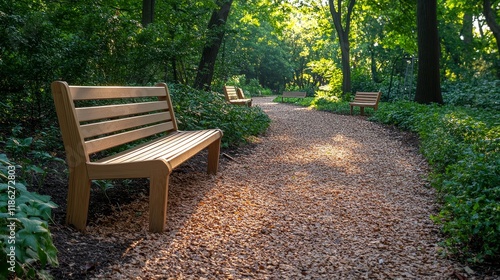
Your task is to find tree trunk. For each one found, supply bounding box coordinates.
[142,0,155,27]
[415,0,443,104]
[484,0,500,53]
[193,0,233,91]
[328,0,355,94]
[483,0,500,78]
[461,13,473,46]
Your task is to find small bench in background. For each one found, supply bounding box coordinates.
[349,91,382,116]
[281,91,307,102]
[223,86,252,107]
[51,81,223,233]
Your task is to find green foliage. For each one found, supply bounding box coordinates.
[275,95,378,116]
[442,79,500,111]
[372,101,500,263]
[0,154,58,279]
[2,126,64,188]
[169,84,271,147]
[219,76,273,96]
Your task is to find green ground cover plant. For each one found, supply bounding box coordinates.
[169,84,271,147]
[0,154,59,279]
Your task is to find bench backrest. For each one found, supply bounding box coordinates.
[352,92,381,104]
[51,81,178,163]
[236,88,247,99]
[223,86,243,101]
[282,91,307,98]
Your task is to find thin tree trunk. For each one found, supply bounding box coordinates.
[193,0,233,91]
[461,13,473,46]
[328,0,355,94]
[484,0,500,53]
[415,0,443,104]
[142,0,155,27]
[483,0,500,78]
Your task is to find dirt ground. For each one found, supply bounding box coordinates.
[41,97,499,279]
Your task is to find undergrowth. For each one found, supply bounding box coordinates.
[169,84,271,147]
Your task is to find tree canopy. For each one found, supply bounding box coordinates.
[0,0,498,130]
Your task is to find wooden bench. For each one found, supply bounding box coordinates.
[349,91,382,115]
[281,91,307,102]
[223,86,252,107]
[51,81,223,233]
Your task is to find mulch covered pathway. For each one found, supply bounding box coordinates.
[48,96,492,279]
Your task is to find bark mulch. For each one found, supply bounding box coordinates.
[46,97,498,279]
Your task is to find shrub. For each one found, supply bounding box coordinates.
[0,154,58,279]
[168,84,271,147]
[442,79,500,111]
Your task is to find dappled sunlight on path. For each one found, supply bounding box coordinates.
[90,96,465,279]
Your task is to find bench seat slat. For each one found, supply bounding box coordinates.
[80,112,171,139]
[97,130,206,163]
[85,122,172,154]
[97,130,222,168]
[76,101,168,122]
[70,86,166,100]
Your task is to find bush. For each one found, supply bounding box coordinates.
[168,84,271,147]
[442,79,500,111]
[0,154,58,279]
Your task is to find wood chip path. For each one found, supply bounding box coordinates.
[88,96,473,279]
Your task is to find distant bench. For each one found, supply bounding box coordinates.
[349,91,382,115]
[223,86,252,107]
[51,81,223,233]
[281,91,307,102]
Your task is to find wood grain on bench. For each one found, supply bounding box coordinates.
[349,91,382,115]
[51,81,223,233]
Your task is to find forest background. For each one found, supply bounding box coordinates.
[0,0,499,278]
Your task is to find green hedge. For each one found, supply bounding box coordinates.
[169,84,271,147]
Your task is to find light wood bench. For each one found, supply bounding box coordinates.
[349,91,382,115]
[223,86,252,107]
[281,91,307,102]
[51,81,223,233]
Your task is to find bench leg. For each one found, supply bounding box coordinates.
[66,166,91,231]
[350,105,353,115]
[360,107,365,116]
[149,169,170,233]
[207,138,221,175]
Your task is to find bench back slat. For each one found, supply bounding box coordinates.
[352,92,381,104]
[223,86,239,101]
[80,112,171,139]
[85,122,173,154]
[69,86,166,100]
[51,81,178,160]
[76,101,168,122]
